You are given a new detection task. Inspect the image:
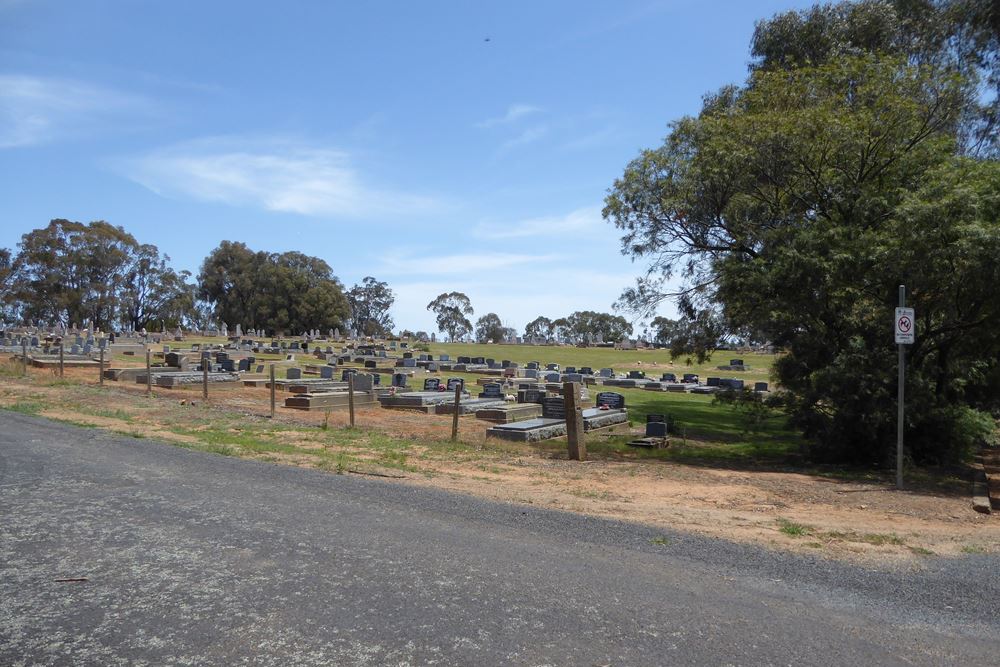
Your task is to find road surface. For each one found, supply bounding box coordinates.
[2,411,998,665]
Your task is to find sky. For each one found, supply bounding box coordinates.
[0,0,814,335]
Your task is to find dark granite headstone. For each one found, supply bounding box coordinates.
[446,377,465,391]
[391,373,408,388]
[595,392,625,410]
[320,366,334,379]
[627,370,645,379]
[286,367,301,380]
[645,421,668,438]
[364,360,377,368]
[755,382,769,392]
[480,383,503,399]
[541,396,566,420]
[424,378,441,391]
[683,373,699,383]
[341,369,357,381]
[661,373,677,382]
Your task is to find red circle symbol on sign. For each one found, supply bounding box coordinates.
[898,316,912,333]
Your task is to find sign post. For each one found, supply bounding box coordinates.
[894,286,915,490]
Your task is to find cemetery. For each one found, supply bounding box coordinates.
[1,323,995,560]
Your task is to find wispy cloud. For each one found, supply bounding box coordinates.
[473,205,603,240]
[0,74,151,148]
[498,125,548,153]
[475,104,542,129]
[121,136,440,218]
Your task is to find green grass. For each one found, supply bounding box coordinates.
[960,544,987,554]
[425,343,775,384]
[649,536,670,545]
[3,401,44,415]
[777,518,811,537]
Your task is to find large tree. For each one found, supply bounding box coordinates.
[475,313,506,343]
[346,276,395,337]
[426,292,473,341]
[198,242,349,334]
[120,244,196,331]
[523,316,554,340]
[604,48,997,464]
[11,219,139,329]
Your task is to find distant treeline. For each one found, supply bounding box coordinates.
[0,220,396,337]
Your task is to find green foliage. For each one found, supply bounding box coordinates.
[426,291,474,341]
[605,47,998,465]
[474,312,509,343]
[554,311,633,343]
[346,276,395,337]
[523,316,554,340]
[6,220,196,330]
[198,241,349,335]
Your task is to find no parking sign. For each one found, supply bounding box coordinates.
[894,307,914,345]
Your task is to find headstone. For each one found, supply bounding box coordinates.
[544,372,561,383]
[480,383,504,399]
[517,388,545,404]
[341,369,357,381]
[754,382,769,392]
[527,361,539,370]
[320,366,334,379]
[599,368,614,378]
[730,359,744,367]
[439,354,450,362]
[286,368,302,380]
[392,373,408,388]
[541,397,566,420]
[446,377,464,391]
[645,421,668,438]
[594,392,626,410]
[353,373,375,390]
[220,359,236,372]
[424,378,441,391]
[523,369,538,379]
[546,363,560,371]
[627,370,645,379]
[661,373,677,382]
[365,360,377,368]
[401,358,417,368]
[683,373,699,383]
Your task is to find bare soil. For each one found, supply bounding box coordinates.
[3,365,997,563]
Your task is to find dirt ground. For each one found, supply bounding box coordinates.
[3,365,998,564]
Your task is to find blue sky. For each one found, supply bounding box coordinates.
[0,0,812,334]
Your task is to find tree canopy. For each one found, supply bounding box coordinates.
[5,219,193,330]
[426,292,474,341]
[198,241,349,335]
[346,276,395,337]
[604,1,1000,464]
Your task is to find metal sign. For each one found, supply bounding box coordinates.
[894,307,914,345]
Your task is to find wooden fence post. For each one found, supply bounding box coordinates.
[450,383,461,442]
[202,358,209,401]
[269,363,276,418]
[59,343,64,378]
[348,372,356,427]
[145,347,152,397]
[563,381,586,461]
[99,347,105,385]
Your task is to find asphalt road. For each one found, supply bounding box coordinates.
[2,412,998,666]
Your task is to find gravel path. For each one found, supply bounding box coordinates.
[2,411,998,666]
